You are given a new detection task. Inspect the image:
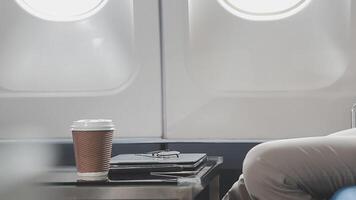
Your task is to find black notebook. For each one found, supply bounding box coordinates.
[110,153,207,173]
[110,153,207,165]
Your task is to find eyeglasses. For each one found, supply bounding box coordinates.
[137,150,181,158]
[150,150,180,158]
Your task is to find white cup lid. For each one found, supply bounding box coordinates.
[71,119,115,131]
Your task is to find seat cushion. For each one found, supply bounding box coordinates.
[331,186,356,200]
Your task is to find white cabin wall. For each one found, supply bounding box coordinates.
[0,0,355,140]
[0,0,162,138]
[162,0,356,139]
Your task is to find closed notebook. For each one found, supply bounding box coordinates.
[110,153,207,165]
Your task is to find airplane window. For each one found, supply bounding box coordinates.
[217,0,312,21]
[15,0,108,22]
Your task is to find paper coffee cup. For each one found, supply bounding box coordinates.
[71,119,115,181]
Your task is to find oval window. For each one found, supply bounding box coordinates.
[15,0,108,22]
[217,0,312,21]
